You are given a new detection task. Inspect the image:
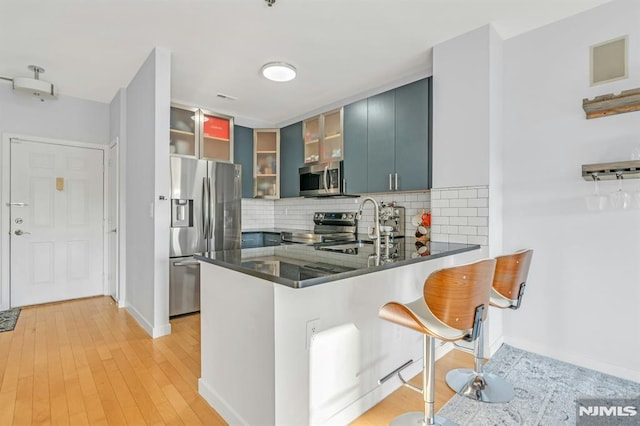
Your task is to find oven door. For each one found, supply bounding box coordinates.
[299,161,342,197]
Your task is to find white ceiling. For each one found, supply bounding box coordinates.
[0,0,611,127]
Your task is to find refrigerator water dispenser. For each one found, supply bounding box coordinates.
[171,199,193,227]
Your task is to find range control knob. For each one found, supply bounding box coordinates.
[347,213,353,219]
[341,213,347,219]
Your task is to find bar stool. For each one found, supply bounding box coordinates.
[378,258,496,426]
[445,249,533,403]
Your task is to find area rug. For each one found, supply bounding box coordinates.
[0,308,21,332]
[438,344,640,425]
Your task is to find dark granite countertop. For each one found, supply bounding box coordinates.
[195,240,480,289]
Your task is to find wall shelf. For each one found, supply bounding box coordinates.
[582,88,640,119]
[582,160,640,180]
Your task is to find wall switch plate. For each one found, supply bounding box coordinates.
[306,318,320,349]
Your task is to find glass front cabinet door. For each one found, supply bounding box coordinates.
[254,129,280,199]
[202,110,233,162]
[303,107,343,164]
[170,104,234,162]
[170,106,198,157]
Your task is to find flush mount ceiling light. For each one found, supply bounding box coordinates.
[261,62,296,82]
[12,65,56,101]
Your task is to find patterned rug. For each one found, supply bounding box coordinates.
[0,308,21,332]
[438,344,640,425]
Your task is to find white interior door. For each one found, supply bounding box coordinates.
[10,139,104,307]
[107,142,119,302]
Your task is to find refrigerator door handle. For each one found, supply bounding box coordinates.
[208,176,214,239]
[202,177,208,239]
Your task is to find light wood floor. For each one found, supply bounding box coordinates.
[0,296,473,425]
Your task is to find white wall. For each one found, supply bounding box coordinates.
[124,48,172,338]
[501,0,640,380]
[0,89,109,145]
[432,26,492,188]
[0,89,109,310]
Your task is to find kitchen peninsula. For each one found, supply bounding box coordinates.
[195,241,483,425]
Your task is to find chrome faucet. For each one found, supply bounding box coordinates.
[356,197,381,257]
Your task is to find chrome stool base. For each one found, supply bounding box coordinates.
[445,368,515,403]
[390,411,457,426]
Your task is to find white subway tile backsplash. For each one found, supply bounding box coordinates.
[450,217,468,226]
[468,198,488,208]
[431,233,448,242]
[459,226,477,236]
[458,189,478,199]
[431,199,450,208]
[449,234,468,244]
[441,207,459,217]
[468,217,488,227]
[430,185,490,247]
[458,208,478,217]
[468,235,488,245]
[432,216,449,225]
[449,199,468,208]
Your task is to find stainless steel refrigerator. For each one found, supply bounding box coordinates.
[169,157,241,316]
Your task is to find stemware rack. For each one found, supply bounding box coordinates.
[582,160,640,181]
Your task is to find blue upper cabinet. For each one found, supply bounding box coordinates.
[395,78,430,191]
[234,125,254,198]
[367,90,396,193]
[342,77,432,194]
[343,99,368,194]
[280,122,303,198]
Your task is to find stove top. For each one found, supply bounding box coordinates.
[281,211,358,244]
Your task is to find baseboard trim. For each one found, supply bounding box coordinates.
[489,336,505,357]
[126,304,153,336]
[504,337,640,383]
[199,378,249,426]
[152,322,171,338]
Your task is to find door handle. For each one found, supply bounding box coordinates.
[110,228,117,233]
[202,177,208,238]
[14,229,31,236]
[323,166,329,192]
[6,202,28,207]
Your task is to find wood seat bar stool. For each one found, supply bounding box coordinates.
[445,249,534,403]
[378,258,496,426]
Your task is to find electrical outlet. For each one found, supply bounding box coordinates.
[306,318,320,349]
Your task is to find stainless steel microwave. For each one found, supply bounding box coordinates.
[299,161,345,197]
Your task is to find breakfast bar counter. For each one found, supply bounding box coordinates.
[196,241,485,426]
[195,241,480,288]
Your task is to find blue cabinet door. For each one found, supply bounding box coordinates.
[280,122,303,198]
[343,99,368,194]
[367,90,396,193]
[395,78,430,191]
[234,125,254,198]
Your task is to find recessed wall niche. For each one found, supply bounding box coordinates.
[590,36,628,86]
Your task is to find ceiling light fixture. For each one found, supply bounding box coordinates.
[261,62,296,82]
[13,65,56,101]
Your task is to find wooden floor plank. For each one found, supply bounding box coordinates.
[0,296,474,425]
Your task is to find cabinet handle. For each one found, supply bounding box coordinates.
[388,174,393,191]
[395,173,398,191]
